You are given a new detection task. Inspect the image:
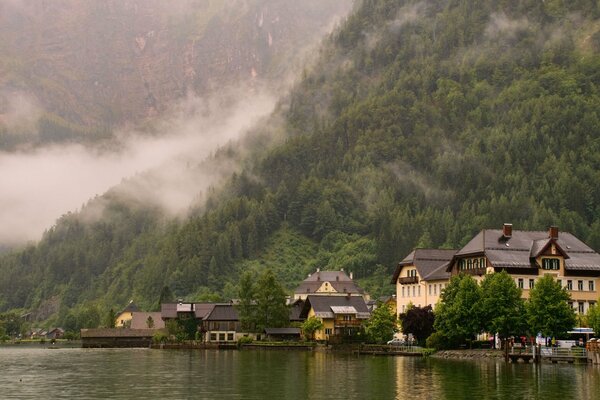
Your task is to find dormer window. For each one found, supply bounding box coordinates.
[542,258,559,270]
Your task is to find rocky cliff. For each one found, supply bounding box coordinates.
[0,0,352,131]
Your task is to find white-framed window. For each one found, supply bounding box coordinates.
[418,286,421,296]
[429,284,432,295]
[578,280,584,291]
[325,328,332,335]
[528,279,534,289]
[578,302,585,314]
[412,286,415,297]
[402,287,405,297]
[590,281,595,292]
[434,284,437,295]
[517,278,524,289]
[567,280,573,291]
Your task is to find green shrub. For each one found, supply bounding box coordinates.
[426,332,448,350]
[152,332,168,344]
[237,336,254,347]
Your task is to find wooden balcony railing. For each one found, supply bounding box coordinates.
[398,276,419,285]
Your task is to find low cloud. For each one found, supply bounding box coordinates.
[0,86,277,245]
[0,92,43,133]
[485,12,530,39]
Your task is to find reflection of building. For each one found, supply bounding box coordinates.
[299,295,370,341]
[392,224,600,318]
[392,249,456,317]
[293,269,367,300]
[115,301,140,328]
[446,224,600,314]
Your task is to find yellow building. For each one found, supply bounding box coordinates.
[299,295,370,341]
[115,300,140,328]
[392,249,456,318]
[293,269,367,300]
[446,224,599,314]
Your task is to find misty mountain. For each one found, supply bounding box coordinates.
[2,0,600,328]
[0,0,352,147]
[0,0,353,246]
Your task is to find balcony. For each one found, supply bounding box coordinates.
[461,268,486,276]
[398,276,419,285]
[334,320,363,328]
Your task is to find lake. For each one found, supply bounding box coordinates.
[1,346,599,399]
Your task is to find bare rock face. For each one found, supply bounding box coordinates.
[0,0,352,129]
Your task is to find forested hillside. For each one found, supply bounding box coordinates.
[2,0,600,330]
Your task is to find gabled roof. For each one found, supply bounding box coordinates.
[300,295,370,319]
[130,312,165,329]
[451,229,600,271]
[391,249,456,283]
[205,304,239,321]
[264,328,301,335]
[119,301,140,314]
[294,270,364,295]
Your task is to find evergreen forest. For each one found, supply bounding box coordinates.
[2,0,600,330]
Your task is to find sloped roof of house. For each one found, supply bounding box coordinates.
[264,328,301,335]
[300,295,370,319]
[205,304,239,321]
[119,301,140,314]
[161,302,219,319]
[451,228,600,271]
[80,328,161,338]
[130,312,165,329]
[391,248,456,283]
[294,270,364,295]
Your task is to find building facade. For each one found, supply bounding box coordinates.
[446,224,600,314]
[293,269,367,300]
[391,249,456,317]
[299,295,371,341]
[394,224,600,319]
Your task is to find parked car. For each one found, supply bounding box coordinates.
[387,338,405,346]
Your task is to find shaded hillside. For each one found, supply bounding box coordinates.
[2,0,600,328]
[0,0,352,147]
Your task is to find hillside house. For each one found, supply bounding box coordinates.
[392,249,456,317]
[446,224,600,314]
[293,269,367,300]
[299,295,370,341]
[115,301,140,328]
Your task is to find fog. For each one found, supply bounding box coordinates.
[0,89,277,245]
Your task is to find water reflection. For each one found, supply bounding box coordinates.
[0,347,597,399]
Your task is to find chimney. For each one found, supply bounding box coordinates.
[502,223,512,239]
[549,226,559,240]
[350,272,353,280]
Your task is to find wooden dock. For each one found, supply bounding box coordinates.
[586,340,600,365]
[508,345,588,364]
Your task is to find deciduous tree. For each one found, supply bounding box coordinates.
[526,274,576,338]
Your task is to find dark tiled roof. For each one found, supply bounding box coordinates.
[391,249,456,283]
[300,295,370,319]
[264,328,301,335]
[205,304,239,321]
[120,301,140,314]
[453,229,600,271]
[294,270,364,295]
[161,302,218,320]
[80,328,162,338]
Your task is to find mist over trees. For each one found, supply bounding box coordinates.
[1,0,600,330]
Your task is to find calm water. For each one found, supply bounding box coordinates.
[1,346,599,399]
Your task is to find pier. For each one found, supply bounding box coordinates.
[508,345,588,364]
